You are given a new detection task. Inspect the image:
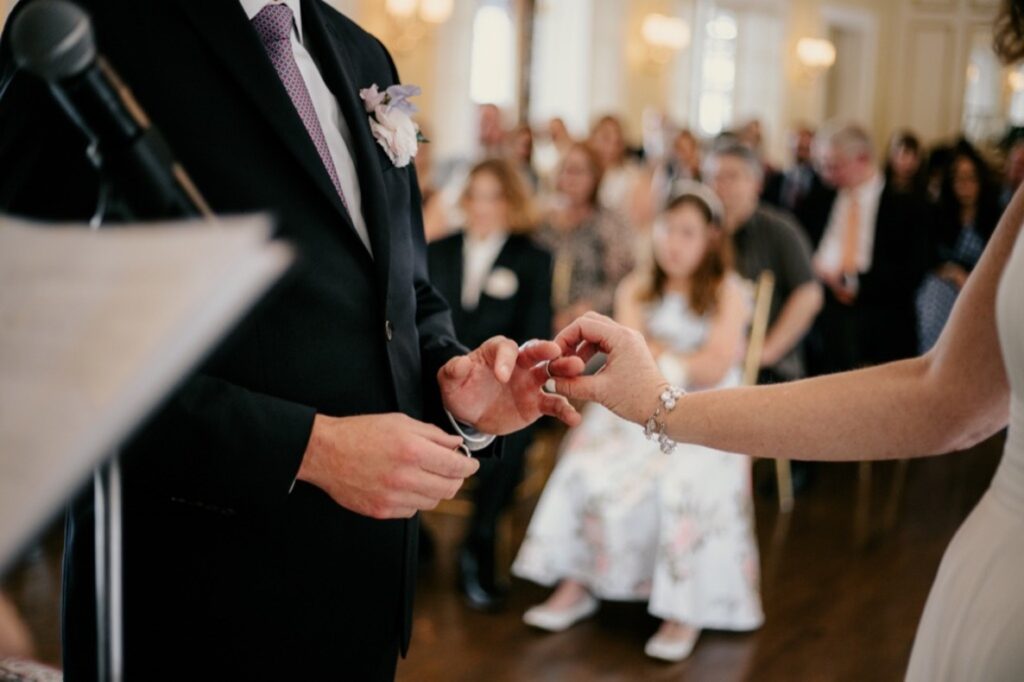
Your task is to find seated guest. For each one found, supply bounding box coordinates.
[812,124,931,374]
[917,140,1000,352]
[589,115,649,230]
[1000,137,1024,209]
[507,124,541,195]
[885,130,927,197]
[762,125,835,248]
[924,143,955,203]
[651,129,703,216]
[428,160,553,610]
[537,142,635,332]
[706,143,824,493]
[705,143,824,384]
[429,104,510,241]
[513,184,763,662]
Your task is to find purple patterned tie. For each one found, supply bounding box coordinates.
[252,3,348,209]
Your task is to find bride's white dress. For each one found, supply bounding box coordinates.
[905,231,1024,680]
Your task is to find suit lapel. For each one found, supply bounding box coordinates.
[303,0,393,302]
[169,0,368,259]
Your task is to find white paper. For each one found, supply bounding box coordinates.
[0,215,293,570]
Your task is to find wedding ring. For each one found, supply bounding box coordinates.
[457,443,472,458]
[544,360,554,379]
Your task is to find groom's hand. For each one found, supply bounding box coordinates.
[439,336,584,435]
[296,413,479,519]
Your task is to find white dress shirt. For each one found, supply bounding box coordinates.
[815,172,885,275]
[461,231,509,310]
[240,0,372,255]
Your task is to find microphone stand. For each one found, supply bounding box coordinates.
[86,141,211,682]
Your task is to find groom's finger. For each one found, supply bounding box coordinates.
[441,355,474,382]
[485,336,519,383]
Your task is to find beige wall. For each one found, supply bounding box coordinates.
[782,0,898,141]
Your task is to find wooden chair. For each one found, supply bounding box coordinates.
[744,271,794,514]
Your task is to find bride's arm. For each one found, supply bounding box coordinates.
[552,188,1023,461]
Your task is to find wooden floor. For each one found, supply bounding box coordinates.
[3,432,1005,681]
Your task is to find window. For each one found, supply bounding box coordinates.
[469,2,515,106]
[697,10,738,136]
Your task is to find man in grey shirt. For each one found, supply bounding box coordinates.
[704,143,824,383]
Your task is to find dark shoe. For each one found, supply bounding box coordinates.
[457,545,507,612]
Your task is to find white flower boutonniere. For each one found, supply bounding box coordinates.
[484,267,519,300]
[358,83,426,169]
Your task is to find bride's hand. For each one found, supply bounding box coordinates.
[548,312,669,425]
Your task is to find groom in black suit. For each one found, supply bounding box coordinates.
[0,1,578,679]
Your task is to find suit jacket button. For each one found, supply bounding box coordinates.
[385,320,394,342]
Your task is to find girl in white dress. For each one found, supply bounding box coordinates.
[513,183,763,662]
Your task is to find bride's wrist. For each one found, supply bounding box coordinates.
[641,380,685,454]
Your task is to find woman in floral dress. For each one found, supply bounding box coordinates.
[513,183,763,662]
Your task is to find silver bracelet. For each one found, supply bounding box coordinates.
[643,385,686,454]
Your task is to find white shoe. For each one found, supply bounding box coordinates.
[644,627,701,662]
[522,593,599,632]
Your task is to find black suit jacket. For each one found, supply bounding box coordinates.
[818,186,931,369]
[0,1,475,677]
[763,167,837,248]
[428,232,554,350]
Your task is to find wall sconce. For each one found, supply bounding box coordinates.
[796,37,836,78]
[385,0,453,24]
[641,13,691,67]
[383,0,454,54]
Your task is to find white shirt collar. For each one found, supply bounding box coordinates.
[239,0,304,42]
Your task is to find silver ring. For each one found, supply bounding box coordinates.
[544,360,554,379]
[457,443,472,458]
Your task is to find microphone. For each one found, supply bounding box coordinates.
[10,0,211,220]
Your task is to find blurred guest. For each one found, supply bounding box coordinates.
[589,115,648,229]
[671,129,703,181]
[428,160,553,610]
[705,144,823,383]
[648,130,705,246]
[477,103,507,158]
[1001,138,1024,208]
[737,118,780,189]
[430,104,511,241]
[507,124,540,194]
[652,130,703,206]
[885,130,927,197]
[813,124,931,373]
[534,116,576,187]
[537,143,635,331]
[763,125,815,211]
[925,143,955,203]
[917,141,1000,352]
[763,125,836,248]
[514,185,762,662]
[549,117,574,156]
